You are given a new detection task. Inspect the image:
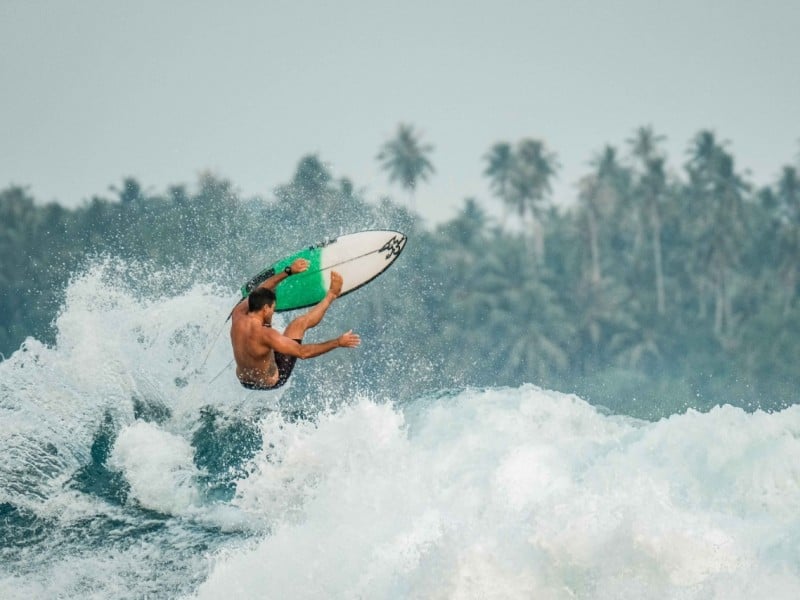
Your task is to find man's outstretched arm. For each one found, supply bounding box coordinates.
[263,327,360,359]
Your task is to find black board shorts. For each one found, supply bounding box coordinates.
[240,339,302,391]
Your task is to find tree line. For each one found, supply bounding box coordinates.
[1,124,798,418]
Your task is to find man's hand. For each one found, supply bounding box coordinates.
[337,330,360,348]
[290,258,310,275]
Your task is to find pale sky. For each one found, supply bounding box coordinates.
[1,0,798,224]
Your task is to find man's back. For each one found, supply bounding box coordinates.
[230,305,279,385]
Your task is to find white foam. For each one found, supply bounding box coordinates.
[109,421,200,514]
[3,259,800,598]
[195,386,800,600]
[0,259,269,514]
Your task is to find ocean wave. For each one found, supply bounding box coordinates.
[1,259,799,599]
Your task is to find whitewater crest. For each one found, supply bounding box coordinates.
[0,260,263,598]
[197,387,800,600]
[1,259,800,599]
[1,261,235,508]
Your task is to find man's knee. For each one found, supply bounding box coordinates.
[284,315,311,337]
[294,315,312,330]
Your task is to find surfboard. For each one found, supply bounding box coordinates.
[240,230,407,311]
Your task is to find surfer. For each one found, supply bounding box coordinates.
[230,258,360,390]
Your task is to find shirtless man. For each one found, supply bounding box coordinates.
[230,258,360,390]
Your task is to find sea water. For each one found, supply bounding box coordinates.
[1,261,799,599]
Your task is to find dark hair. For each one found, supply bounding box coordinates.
[248,288,276,312]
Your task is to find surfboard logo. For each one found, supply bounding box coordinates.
[311,236,339,250]
[380,235,406,260]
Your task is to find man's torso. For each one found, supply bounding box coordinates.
[230,310,279,386]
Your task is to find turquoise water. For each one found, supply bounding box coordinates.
[2,262,800,599]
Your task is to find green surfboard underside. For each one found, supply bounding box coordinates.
[240,246,327,312]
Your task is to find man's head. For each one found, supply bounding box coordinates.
[248,288,276,315]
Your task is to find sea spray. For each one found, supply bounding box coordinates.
[0,260,265,597]
[109,422,201,515]
[196,387,800,599]
[1,259,799,599]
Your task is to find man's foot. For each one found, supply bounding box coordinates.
[329,271,343,297]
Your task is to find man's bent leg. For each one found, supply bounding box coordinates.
[283,293,335,340]
[282,272,342,340]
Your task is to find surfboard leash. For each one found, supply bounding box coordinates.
[207,358,234,384]
[192,316,229,376]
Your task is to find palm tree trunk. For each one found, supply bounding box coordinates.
[696,276,707,319]
[723,269,733,336]
[784,266,797,316]
[651,206,665,314]
[714,282,724,336]
[633,206,645,260]
[530,216,545,264]
[713,259,729,337]
[588,210,601,285]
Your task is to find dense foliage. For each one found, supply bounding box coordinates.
[2,128,799,419]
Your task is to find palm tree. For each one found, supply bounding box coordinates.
[501,138,559,260]
[441,197,488,249]
[628,126,668,315]
[483,142,515,224]
[482,138,558,241]
[377,124,435,210]
[643,157,668,315]
[510,138,558,220]
[291,154,333,197]
[626,126,666,164]
[435,198,489,292]
[578,146,628,285]
[578,175,603,286]
[685,131,749,337]
[111,176,144,206]
[272,154,342,236]
[776,166,800,313]
[465,235,571,383]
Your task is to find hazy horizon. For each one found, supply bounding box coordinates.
[2,0,799,223]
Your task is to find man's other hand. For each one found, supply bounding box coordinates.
[290,258,310,274]
[337,330,360,348]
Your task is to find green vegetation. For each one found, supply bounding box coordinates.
[377,123,435,211]
[1,126,799,419]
